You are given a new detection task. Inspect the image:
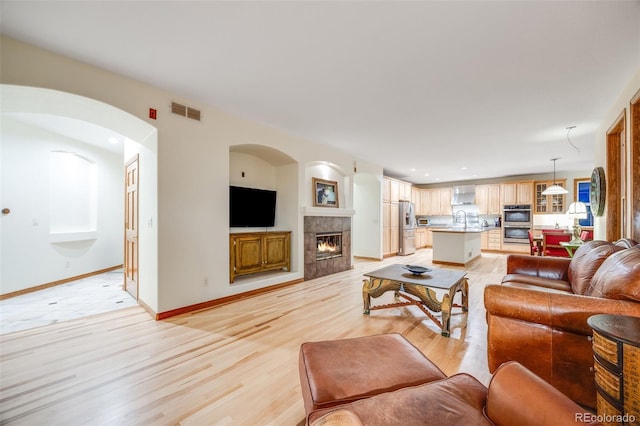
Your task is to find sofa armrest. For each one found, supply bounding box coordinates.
[505,254,571,281]
[486,362,601,426]
[485,284,640,335]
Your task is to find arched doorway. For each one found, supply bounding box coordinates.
[0,85,158,330]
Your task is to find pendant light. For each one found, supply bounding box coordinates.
[541,158,568,195]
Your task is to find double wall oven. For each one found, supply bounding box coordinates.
[503,204,532,244]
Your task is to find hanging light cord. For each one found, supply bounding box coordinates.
[567,126,579,154]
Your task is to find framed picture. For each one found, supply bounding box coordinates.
[313,178,339,208]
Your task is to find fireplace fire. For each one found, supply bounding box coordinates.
[316,232,342,261]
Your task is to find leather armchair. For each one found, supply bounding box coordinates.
[485,242,640,408]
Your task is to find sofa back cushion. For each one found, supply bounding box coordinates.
[585,247,640,301]
[568,241,622,295]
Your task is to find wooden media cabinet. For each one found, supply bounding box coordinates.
[229,231,291,283]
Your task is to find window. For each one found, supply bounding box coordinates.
[575,179,594,227]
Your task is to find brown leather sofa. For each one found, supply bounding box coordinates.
[485,240,640,409]
[299,334,600,426]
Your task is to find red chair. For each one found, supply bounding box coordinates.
[580,230,593,241]
[542,230,571,257]
[527,230,539,256]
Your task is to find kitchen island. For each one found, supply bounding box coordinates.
[431,227,494,266]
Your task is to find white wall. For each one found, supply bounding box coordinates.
[593,69,640,240]
[353,173,383,259]
[0,36,383,314]
[1,117,123,293]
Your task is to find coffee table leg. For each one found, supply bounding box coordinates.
[461,278,469,312]
[362,278,401,314]
[441,293,452,337]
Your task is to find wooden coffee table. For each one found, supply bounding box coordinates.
[362,264,468,337]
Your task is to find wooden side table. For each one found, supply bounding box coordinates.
[587,314,640,425]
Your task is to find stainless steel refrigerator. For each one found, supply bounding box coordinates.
[398,200,416,255]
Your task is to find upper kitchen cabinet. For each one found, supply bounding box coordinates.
[476,184,501,215]
[501,181,533,205]
[389,179,400,203]
[383,178,391,203]
[438,188,452,214]
[534,180,567,214]
[400,182,412,201]
[419,189,432,215]
[411,187,421,209]
[384,176,412,203]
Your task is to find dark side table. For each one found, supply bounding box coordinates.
[587,314,640,425]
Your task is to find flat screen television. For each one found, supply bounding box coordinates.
[229,186,277,227]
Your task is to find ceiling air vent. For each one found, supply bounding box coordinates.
[187,107,201,121]
[171,102,187,117]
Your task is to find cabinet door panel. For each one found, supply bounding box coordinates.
[234,237,264,274]
[390,203,400,229]
[383,228,391,255]
[264,234,289,269]
[488,185,501,214]
[501,183,517,205]
[476,185,489,214]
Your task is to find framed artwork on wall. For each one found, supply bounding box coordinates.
[313,178,339,208]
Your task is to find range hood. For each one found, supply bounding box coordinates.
[451,185,476,205]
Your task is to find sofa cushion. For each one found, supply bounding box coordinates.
[585,247,640,301]
[568,241,622,295]
[501,275,571,293]
[308,374,491,426]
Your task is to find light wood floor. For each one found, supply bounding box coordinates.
[0,248,506,425]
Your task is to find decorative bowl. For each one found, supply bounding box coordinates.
[403,265,431,275]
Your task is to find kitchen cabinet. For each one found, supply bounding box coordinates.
[481,229,502,251]
[382,178,391,203]
[419,189,432,215]
[382,199,399,257]
[476,184,501,215]
[438,188,452,215]
[425,229,433,247]
[411,188,421,211]
[415,228,426,248]
[229,231,290,283]
[390,179,400,203]
[534,180,567,214]
[382,178,402,257]
[501,181,533,205]
[419,188,452,215]
[400,182,412,201]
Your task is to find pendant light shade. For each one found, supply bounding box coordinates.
[541,158,568,195]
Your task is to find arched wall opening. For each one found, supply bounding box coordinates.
[0,85,158,309]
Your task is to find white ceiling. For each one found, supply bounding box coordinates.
[1,1,639,184]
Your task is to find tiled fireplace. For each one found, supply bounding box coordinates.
[304,216,351,280]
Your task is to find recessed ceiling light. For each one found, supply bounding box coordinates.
[424,173,430,177]
[410,168,416,172]
[461,166,468,170]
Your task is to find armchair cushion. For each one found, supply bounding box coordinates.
[568,241,623,295]
[585,246,640,301]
